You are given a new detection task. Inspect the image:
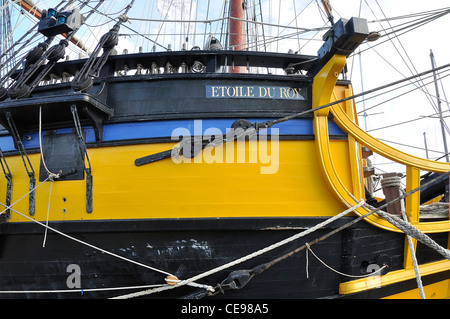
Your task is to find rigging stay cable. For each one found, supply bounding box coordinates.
[356,66,450,115]
[370,0,448,135]
[355,7,450,56]
[359,70,450,133]
[266,61,450,129]
[348,7,450,86]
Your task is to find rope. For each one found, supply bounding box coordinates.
[42,180,54,248]
[305,243,388,278]
[377,210,450,260]
[0,179,174,277]
[110,200,366,299]
[111,172,450,299]
[0,195,215,295]
[0,284,167,295]
[1,203,174,277]
[39,107,60,180]
[203,172,450,299]
[400,192,425,299]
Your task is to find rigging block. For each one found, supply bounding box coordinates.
[317,17,369,65]
[38,7,84,37]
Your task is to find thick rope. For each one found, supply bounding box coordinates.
[399,191,425,299]
[377,210,450,260]
[133,171,449,299]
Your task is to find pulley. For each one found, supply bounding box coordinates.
[38,7,85,37]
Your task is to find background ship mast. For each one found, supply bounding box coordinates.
[229,0,246,73]
[0,0,16,71]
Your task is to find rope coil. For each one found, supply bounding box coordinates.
[305,243,388,279]
[380,175,402,188]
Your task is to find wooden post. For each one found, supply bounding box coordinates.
[229,0,245,73]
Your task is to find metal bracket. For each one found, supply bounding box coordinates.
[220,270,254,291]
[71,105,93,213]
[0,149,12,222]
[5,112,35,216]
[86,168,93,213]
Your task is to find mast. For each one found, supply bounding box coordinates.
[321,0,334,24]
[229,0,245,73]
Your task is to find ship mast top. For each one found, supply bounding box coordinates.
[228,0,246,73]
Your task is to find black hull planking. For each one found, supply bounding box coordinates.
[0,216,446,299]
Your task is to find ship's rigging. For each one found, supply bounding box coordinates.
[0,0,448,300]
[0,0,450,172]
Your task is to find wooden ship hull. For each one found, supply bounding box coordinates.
[0,1,448,299]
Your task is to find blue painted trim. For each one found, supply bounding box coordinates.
[0,118,346,152]
[102,119,345,140]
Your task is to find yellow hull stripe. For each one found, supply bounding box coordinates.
[1,139,355,222]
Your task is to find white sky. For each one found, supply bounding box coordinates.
[331,1,450,173]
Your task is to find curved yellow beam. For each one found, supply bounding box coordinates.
[340,259,450,296]
[312,55,450,233]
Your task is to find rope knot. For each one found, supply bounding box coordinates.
[48,171,61,181]
[118,14,129,23]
